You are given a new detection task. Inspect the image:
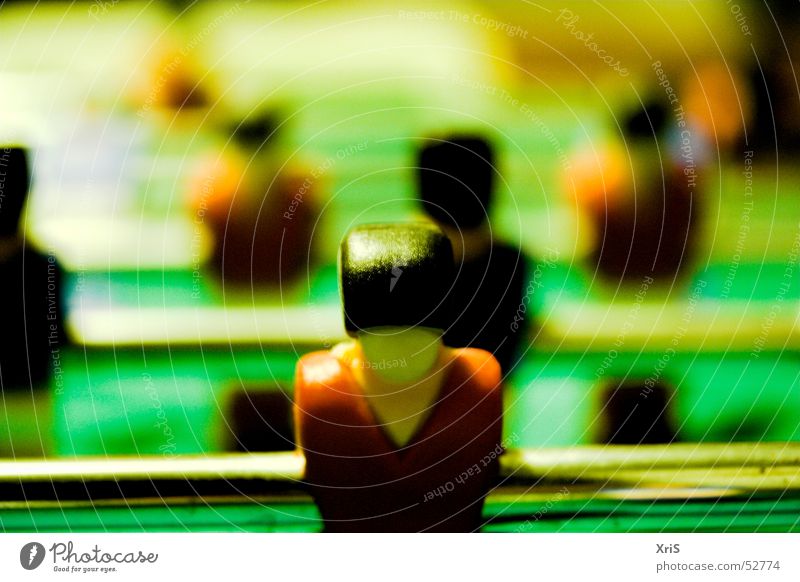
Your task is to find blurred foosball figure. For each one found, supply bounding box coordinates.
[416,135,529,374]
[0,146,65,390]
[189,111,320,288]
[741,1,800,155]
[294,223,503,532]
[569,100,706,284]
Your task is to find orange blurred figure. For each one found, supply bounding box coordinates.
[189,113,319,287]
[567,101,703,283]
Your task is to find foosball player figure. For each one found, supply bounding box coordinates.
[416,135,529,374]
[0,146,65,389]
[294,222,503,532]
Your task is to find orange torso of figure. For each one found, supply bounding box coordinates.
[294,347,503,532]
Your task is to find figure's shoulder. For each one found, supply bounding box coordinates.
[490,241,523,261]
[483,242,527,284]
[448,348,502,394]
[295,347,359,420]
[296,350,348,389]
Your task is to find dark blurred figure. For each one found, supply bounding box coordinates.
[416,136,529,374]
[743,2,800,156]
[599,380,676,444]
[226,386,295,452]
[577,101,701,283]
[0,147,65,389]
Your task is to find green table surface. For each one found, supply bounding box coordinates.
[36,346,797,458]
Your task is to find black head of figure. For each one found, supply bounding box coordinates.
[231,109,282,152]
[624,100,669,140]
[339,223,455,337]
[416,136,495,229]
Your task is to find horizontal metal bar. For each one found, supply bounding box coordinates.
[0,443,796,502]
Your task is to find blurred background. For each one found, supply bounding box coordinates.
[0,0,798,459]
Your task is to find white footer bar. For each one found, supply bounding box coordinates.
[1,533,798,581]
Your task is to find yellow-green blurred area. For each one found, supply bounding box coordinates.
[0,0,798,461]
